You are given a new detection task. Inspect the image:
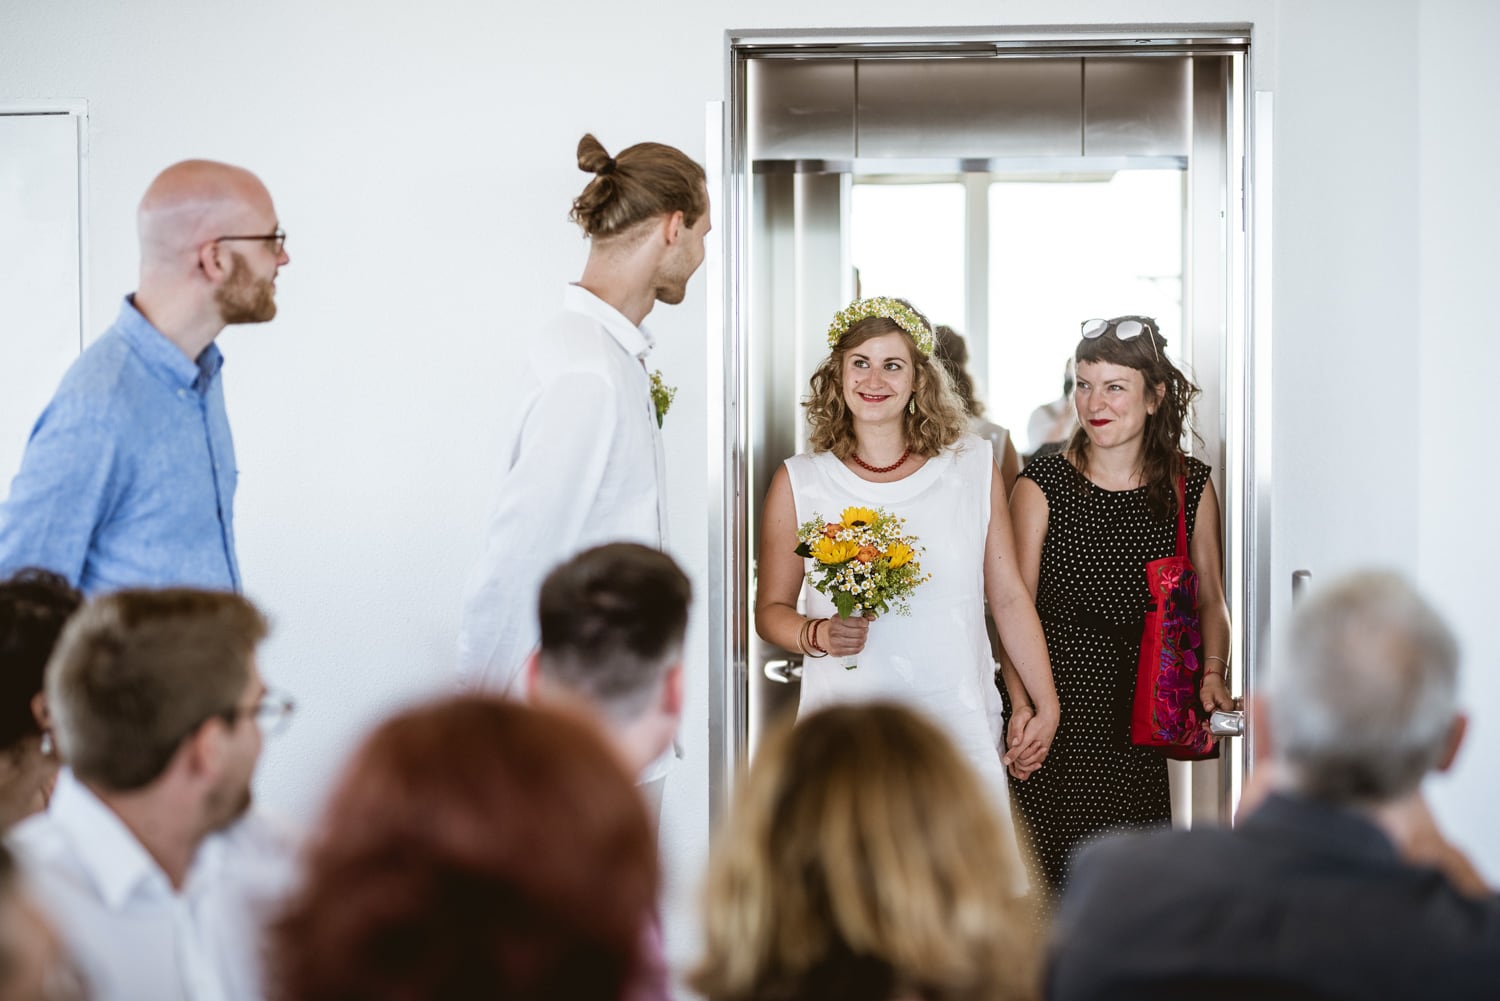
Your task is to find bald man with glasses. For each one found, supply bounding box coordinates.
[0,160,291,594]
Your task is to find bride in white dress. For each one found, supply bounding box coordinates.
[756,297,1060,881]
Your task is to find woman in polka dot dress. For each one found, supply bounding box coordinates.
[1004,315,1234,907]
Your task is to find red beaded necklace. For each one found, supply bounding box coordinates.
[850,446,911,474]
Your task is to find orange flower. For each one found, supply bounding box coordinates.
[856,546,880,563]
[823,522,843,539]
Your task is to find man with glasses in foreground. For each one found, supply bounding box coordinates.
[10,588,299,1001]
[0,160,290,594]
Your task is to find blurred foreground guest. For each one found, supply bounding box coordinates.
[0,569,81,830]
[272,697,658,1001]
[10,589,299,1001]
[0,843,85,1001]
[529,542,690,813]
[693,702,1038,1001]
[528,542,690,1001]
[1047,571,1500,1001]
[0,161,290,593]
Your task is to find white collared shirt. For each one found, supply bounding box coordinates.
[457,284,670,696]
[8,771,300,1001]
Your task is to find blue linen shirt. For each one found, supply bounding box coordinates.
[0,297,241,594]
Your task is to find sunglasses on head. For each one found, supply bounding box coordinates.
[1081,317,1160,361]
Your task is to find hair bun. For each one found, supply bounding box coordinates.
[597,157,617,176]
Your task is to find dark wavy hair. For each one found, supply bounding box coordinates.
[0,569,80,750]
[1067,316,1201,520]
[271,696,657,1001]
[569,133,707,239]
[805,303,967,459]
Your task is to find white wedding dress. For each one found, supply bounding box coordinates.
[783,433,1024,887]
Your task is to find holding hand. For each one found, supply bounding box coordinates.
[819,614,869,657]
[1002,703,1059,781]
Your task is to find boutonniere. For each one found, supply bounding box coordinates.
[649,370,677,428]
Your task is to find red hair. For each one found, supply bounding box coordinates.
[270,696,657,1001]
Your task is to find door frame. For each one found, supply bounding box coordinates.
[707,26,1271,826]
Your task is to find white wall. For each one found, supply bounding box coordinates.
[1418,0,1500,879]
[2,0,1496,979]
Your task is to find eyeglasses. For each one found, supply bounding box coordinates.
[215,227,287,255]
[1081,317,1160,361]
[225,689,297,737]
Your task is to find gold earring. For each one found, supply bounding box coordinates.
[908,396,916,415]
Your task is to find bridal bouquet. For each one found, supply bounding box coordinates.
[794,506,929,623]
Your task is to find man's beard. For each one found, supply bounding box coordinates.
[215,252,277,324]
[652,246,698,306]
[206,775,254,831]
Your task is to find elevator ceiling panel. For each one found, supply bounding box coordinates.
[748,59,857,160]
[1084,57,1191,157]
[856,59,1082,158]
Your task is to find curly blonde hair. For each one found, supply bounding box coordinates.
[690,703,1038,1001]
[805,311,967,459]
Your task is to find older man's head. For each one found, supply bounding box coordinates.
[1265,571,1463,805]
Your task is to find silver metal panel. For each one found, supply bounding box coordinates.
[707,89,744,829]
[748,59,855,161]
[1085,57,1191,157]
[1246,88,1275,781]
[752,155,1186,175]
[1184,54,1232,827]
[729,26,1252,54]
[857,59,1082,158]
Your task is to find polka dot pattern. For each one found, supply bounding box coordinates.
[1006,453,1210,909]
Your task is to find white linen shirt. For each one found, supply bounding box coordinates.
[457,284,669,696]
[8,771,300,1001]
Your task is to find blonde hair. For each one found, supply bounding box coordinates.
[806,314,968,459]
[569,134,706,239]
[691,703,1037,1001]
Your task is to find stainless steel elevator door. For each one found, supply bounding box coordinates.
[724,39,1249,830]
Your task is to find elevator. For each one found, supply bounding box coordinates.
[708,26,1269,830]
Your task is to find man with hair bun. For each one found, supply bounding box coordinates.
[458,133,708,740]
[1047,570,1500,1001]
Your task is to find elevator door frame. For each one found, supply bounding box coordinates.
[708,26,1268,828]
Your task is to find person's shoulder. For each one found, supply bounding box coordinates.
[1069,826,1234,900]
[783,450,821,476]
[530,307,619,375]
[7,810,85,884]
[1020,450,1072,487]
[42,330,137,419]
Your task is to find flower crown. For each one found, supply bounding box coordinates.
[826,297,935,356]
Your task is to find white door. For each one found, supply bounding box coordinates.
[0,108,87,490]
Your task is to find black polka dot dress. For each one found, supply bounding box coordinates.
[1007,452,1210,908]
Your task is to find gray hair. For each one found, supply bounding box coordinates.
[1265,570,1460,804]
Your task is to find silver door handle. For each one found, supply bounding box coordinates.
[764,658,803,683]
[1209,709,1244,737]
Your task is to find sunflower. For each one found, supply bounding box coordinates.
[812,538,861,565]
